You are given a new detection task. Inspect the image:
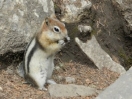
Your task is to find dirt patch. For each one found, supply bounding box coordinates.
[54,61,119,90]
[0,61,119,99]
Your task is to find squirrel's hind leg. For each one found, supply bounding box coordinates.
[47,79,56,84]
[28,71,48,91]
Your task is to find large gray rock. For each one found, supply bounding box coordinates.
[96,67,132,99]
[0,0,54,54]
[48,84,97,97]
[54,0,92,23]
[113,0,132,37]
[75,36,126,75]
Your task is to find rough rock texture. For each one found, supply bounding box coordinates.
[96,67,132,99]
[48,84,97,97]
[54,0,92,23]
[113,0,132,37]
[75,36,126,75]
[54,0,132,69]
[0,0,54,55]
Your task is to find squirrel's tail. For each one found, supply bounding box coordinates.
[16,62,24,78]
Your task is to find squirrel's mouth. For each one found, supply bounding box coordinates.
[64,37,68,43]
[56,36,70,44]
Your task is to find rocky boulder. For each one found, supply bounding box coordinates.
[54,0,92,23]
[113,0,132,38]
[75,36,126,75]
[48,84,97,97]
[96,67,132,99]
[0,0,54,55]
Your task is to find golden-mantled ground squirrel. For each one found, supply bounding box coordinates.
[17,14,70,90]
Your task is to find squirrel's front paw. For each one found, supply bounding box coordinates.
[58,40,65,46]
[38,87,47,91]
[66,36,70,42]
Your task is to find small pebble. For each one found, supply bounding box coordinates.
[55,66,61,70]
[85,79,92,84]
[59,63,64,67]
[65,77,76,83]
[6,66,14,74]
[0,86,3,91]
[57,76,64,81]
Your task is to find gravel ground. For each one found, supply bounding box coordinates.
[0,61,119,99]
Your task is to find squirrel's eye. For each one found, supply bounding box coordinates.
[53,26,60,33]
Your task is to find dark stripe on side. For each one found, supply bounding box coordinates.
[24,37,35,74]
[27,39,37,73]
[24,37,46,73]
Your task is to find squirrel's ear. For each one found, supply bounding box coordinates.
[45,17,49,25]
[50,13,57,19]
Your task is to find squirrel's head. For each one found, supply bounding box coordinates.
[38,14,69,45]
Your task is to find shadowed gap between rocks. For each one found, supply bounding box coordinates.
[0,51,24,69]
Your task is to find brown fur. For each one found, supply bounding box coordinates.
[36,14,68,54]
[48,17,66,33]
